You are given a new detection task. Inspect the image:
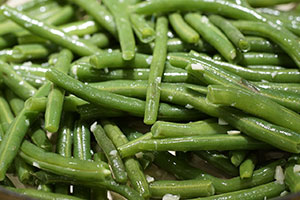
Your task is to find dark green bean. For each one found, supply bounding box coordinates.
[14,156,34,185]
[209,15,249,52]
[185,13,236,62]
[4,88,24,116]
[245,36,282,53]
[229,150,248,167]
[194,151,239,177]
[0,5,101,56]
[103,0,135,60]
[144,16,168,125]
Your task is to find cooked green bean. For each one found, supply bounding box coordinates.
[29,127,52,152]
[103,0,135,60]
[45,49,73,133]
[150,179,214,198]
[194,151,239,177]
[144,16,168,125]
[89,52,152,69]
[14,156,34,185]
[118,134,269,158]
[229,150,248,167]
[69,0,117,36]
[0,34,17,50]
[185,13,236,62]
[86,33,110,48]
[169,12,199,44]
[239,153,257,179]
[209,15,249,52]
[0,82,51,181]
[5,89,24,116]
[151,119,231,138]
[56,113,74,158]
[130,13,155,43]
[254,82,300,94]
[190,181,285,200]
[20,140,111,182]
[0,5,101,56]
[245,36,282,53]
[285,162,300,193]
[73,120,92,160]
[91,123,127,183]
[247,0,299,7]
[0,90,14,132]
[101,120,150,199]
[207,85,300,136]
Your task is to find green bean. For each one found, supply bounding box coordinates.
[247,0,299,7]
[191,181,285,200]
[185,13,236,62]
[231,20,300,69]
[12,63,48,77]
[0,124,4,141]
[207,85,300,136]
[0,5,101,56]
[89,52,152,69]
[239,153,257,179]
[130,13,155,43]
[209,15,249,52]
[0,82,51,181]
[154,151,285,194]
[150,179,214,198]
[169,12,199,44]
[0,34,17,50]
[239,52,296,67]
[86,33,110,48]
[229,150,248,167]
[194,151,239,177]
[103,0,135,60]
[101,120,150,199]
[73,121,92,161]
[6,187,84,200]
[118,134,269,158]
[29,127,52,152]
[71,62,196,83]
[46,68,205,121]
[14,156,34,185]
[20,140,111,182]
[253,82,300,94]
[56,113,74,158]
[151,119,231,138]
[69,0,117,36]
[0,90,14,132]
[245,36,282,53]
[0,61,37,100]
[91,124,127,184]
[45,49,73,133]
[247,65,284,70]
[144,16,168,125]
[285,162,300,193]
[38,184,53,193]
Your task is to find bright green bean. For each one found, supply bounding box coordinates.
[144,16,168,125]
[29,126,52,152]
[130,13,155,43]
[285,162,300,193]
[239,153,257,179]
[73,121,91,161]
[5,88,24,116]
[86,33,110,48]
[245,36,282,53]
[229,150,248,167]
[0,90,14,132]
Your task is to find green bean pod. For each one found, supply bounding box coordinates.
[130,13,155,43]
[151,119,231,138]
[144,16,168,125]
[239,153,257,179]
[0,90,14,132]
[86,33,110,48]
[91,123,128,183]
[14,156,35,185]
[150,179,214,198]
[245,36,282,53]
[0,5,101,56]
[5,88,24,116]
[29,126,52,152]
[229,150,248,167]
[20,140,111,182]
[73,121,92,161]
[285,162,300,193]
[185,13,236,62]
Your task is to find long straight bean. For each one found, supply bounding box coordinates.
[4,89,24,116]
[0,5,101,56]
[144,16,168,125]
[45,49,73,133]
[103,0,135,60]
[0,91,14,132]
[91,123,127,183]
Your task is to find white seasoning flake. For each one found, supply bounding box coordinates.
[185,104,194,109]
[90,121,98,132]
[227,130,241,135]
[218,118,228,125]
[293,165,300,173]
[280,191,289,196]
[135,152,144,159]
[275,165,285,184]
[109,150,118,156]
[146,175,155,183]
[162,194,180,200]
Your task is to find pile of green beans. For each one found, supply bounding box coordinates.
[0,0,299,199]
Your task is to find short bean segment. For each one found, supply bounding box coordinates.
[169,12,200,44]
[144,16,168,125]
[229,150,248,167]
[185,13,236,62]
[4,89,24,116]
[0,90,14,132]
[90,123,128,183]
[103,0,136,60]
[130,13,155,43]
[239,153,257,179]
